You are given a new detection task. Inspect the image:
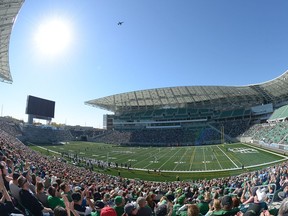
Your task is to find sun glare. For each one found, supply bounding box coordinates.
[35,18,72,56]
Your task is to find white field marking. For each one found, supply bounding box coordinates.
[157,147,183,170]
[141,146,174,169]
[189,147,196,171]
[125,146,156,166]
[202,161,211,164]
[128,159,137,162]
[32,144,287,173]
[132,148,159,167]
[229,148,258,153]
[29,144,60,155]
[242,143,288,159]
[217,146,238,168]
[92,155,99,157]
[112,151,133,154]
[149,161,159,163]
[203,148,207,170]
[80,152,85,154]
[213,148,223,169]
[173,148,189,171]
[123,157,287,173]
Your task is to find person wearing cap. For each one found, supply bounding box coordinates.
[172,194,185,216]
[197,194,209,215]
[93,200,105,216]
[124,202,138,216]
[18,175,53,216]
[211,195,239,216]
[102,193,113,206]
[100,206,117,216]
[114,195,124,216]
[155,204,169,216]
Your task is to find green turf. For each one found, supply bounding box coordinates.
[29,141,287,181]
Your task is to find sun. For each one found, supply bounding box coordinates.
[35,18,72,56]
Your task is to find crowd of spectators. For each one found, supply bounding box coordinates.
[0,117,23,137]
[20,125,73,144]
[241,121,288,144]
[92,120,252,146]
[0,124,287,216]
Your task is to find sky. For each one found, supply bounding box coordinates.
[0,0,287,128]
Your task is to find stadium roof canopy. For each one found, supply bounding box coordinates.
[0,0,24,83]
[85,71,288,113]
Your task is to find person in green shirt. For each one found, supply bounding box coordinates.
[47,186,65,210]
[60,182,73,202]
[172,194,186,216]
[114,196,125,216]
[197,195,209,215]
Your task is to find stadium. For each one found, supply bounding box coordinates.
[84,72,288,148]
[0,1,288,216]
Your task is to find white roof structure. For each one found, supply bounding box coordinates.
[0,0,25,83]
[85,71,288,113]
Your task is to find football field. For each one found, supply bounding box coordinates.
[31,142,287,173]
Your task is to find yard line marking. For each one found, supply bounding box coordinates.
[131,147,166,166]
[217,146,238,168]
[142,147,176,169]
[203,148,207,170]
[157,147,183,170]
[29,143,60,155]
[189,147,196,171]
[32,143,287,173]
[173,148,189,171]
[133,149,162,168]
[212,148,223,169]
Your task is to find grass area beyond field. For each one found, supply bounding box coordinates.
[29,142,287,181]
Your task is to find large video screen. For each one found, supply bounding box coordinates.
[25,95,55,118]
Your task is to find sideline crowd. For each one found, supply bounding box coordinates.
[0,128,287,216]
